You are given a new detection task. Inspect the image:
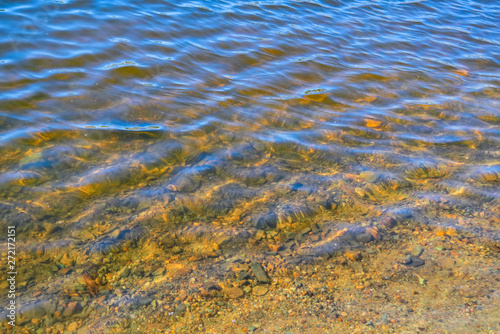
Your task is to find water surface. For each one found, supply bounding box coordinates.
[0,0,499,332]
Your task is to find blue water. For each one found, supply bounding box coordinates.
[0,0,499,331]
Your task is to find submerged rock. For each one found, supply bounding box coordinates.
[167,172,201,192]
[356,233,373,244]
[345,250,362,262]
[250,262,271,284]
[226,287,244,299]
[254,212,278,230]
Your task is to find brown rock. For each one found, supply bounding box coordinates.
[380,217,396,228]
[345,250,362,261]
[67,322,79,332]
[268,244,283,252]
[62,302,82,318]
[354,187,366,197]
[226,287,244,299]
[253,285,269,296]
[365,227,380,240]
[60,253,75,267]
[188,255,203,262]
[446,228,458,236]
[58,268,72,275]
[166,263,184,270]
[205,251,220,258]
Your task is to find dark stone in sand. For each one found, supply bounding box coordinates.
[238,271,251,280]
[203,282,221,291]
[254,212,278,230]
[402,256,425,267]
[356,233,374,244]
[250,262,271,284]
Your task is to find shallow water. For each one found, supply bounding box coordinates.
[0,0,499,332]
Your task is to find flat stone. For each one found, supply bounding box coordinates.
[226,287,244,299]
[250,262,271,284]
[356,233,373,244]
[402,256,425,267]
[409,256,425,267]
[253,285,269,296]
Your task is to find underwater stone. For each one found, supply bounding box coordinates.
[254,212,278,230]
[250,262,271,284]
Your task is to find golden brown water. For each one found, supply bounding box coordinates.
[0,0,499,332]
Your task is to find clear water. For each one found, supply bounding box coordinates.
[0,0,499,332]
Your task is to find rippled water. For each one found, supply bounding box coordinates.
[1,0,499,331]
